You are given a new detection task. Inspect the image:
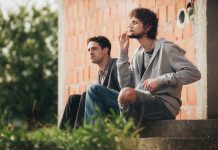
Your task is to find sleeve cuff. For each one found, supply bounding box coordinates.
[156,76,166,86]
[119,51,129,60]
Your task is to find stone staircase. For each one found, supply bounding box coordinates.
[135,119,218,150]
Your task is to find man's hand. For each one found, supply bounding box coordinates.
[118,32,129,53]
[143,78,159,92]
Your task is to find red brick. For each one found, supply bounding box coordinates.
[92,12,98,27]
[158,5,167,26]
[175,40,185,50]
[68,86,75,96]
[176,0,186,11]
[68,56,74,68]
[82,0,89,15]
[184,38,195,63]
[78,68,84,83]
[87,29,95,40]
[98,9,104,26]
[180,108,188,120]
[147,0,156,8]
[64,37,69,52]
[79,84,86,93]
[78,0,85,17]
[139,0,148,7]
[110,4,118,22]
[64,0,70,5]
[167,4,176,22]
[80,17,86,33]
[100,26,107,36]
[72,70,78,84]
[73,53,78,66]
[191,108,197,119]
[84,66,90,81]
[174,27,183,41]
[176,110,181,120]
[157,29,164,38]
[103,7,110,25]
[64,89,69,104]
[117,1,126,19]
[74,86,80,94]
[86,15,92,30]
[107,25,114,41]
[74,20,79,35]
[187,84,197,105]
[77,52,86,66]
[81,33,88,52]
[114,23,121,40]
[186,109,192,119]
[64,72,69,86]
[89,0,96,12]
[90,65,98,81]
[77,34,83,51]
[121,20,128,34]
[164,30,174,41]
[183,22,193,39]
[181,86,188,105]
[165,0,174,5]
[156,0,165,6]
[72,2,78,20]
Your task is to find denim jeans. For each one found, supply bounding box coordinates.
[84,84,175,125]
[121,90,175,127]
[84,84,119,124]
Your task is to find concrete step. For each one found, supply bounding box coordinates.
[123,138,218,150]
[140,119,218,138]
[138,137,218,150]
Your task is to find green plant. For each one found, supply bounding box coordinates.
[0,3,58,127]
[0,113,139,150]
[72,112,139,150]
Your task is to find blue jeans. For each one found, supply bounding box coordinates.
[84,84,119,124]
[84,84,175,125]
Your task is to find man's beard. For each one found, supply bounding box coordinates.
[128,32,146,39]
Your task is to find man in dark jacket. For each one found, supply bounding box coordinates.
[59,36,120,129]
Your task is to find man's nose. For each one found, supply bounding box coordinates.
[128,24,133,29]
[128,23,133,27]
[89,50,93,55]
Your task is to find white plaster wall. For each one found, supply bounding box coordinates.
[58,0,65,125]
[193,0,207,119]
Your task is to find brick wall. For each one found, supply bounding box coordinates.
[62,0,198,120]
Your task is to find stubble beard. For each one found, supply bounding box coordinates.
[128,32,146,39]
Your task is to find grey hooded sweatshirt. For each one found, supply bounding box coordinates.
[117,38,201,116]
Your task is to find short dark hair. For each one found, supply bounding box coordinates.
[129,8,158,39]
[87,36,111,55]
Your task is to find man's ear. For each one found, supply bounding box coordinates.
[144,25,151,33]
[103,47,109,55]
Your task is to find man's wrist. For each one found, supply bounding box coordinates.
[119,51,128,59]
[156,76,166,87]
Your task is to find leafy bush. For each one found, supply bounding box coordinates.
[0,3,58,127]
[0,113,139,150]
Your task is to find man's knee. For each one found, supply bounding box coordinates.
[67,94,81,105]
[87,84,101,93]
[118,87,136,104]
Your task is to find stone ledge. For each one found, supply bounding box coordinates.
[140,119,218,138]
[138,138,218,150]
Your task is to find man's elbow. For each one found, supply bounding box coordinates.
[193,69,201,82]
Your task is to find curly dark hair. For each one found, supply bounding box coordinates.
[87,36,111,55]
[129,8,158,39]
